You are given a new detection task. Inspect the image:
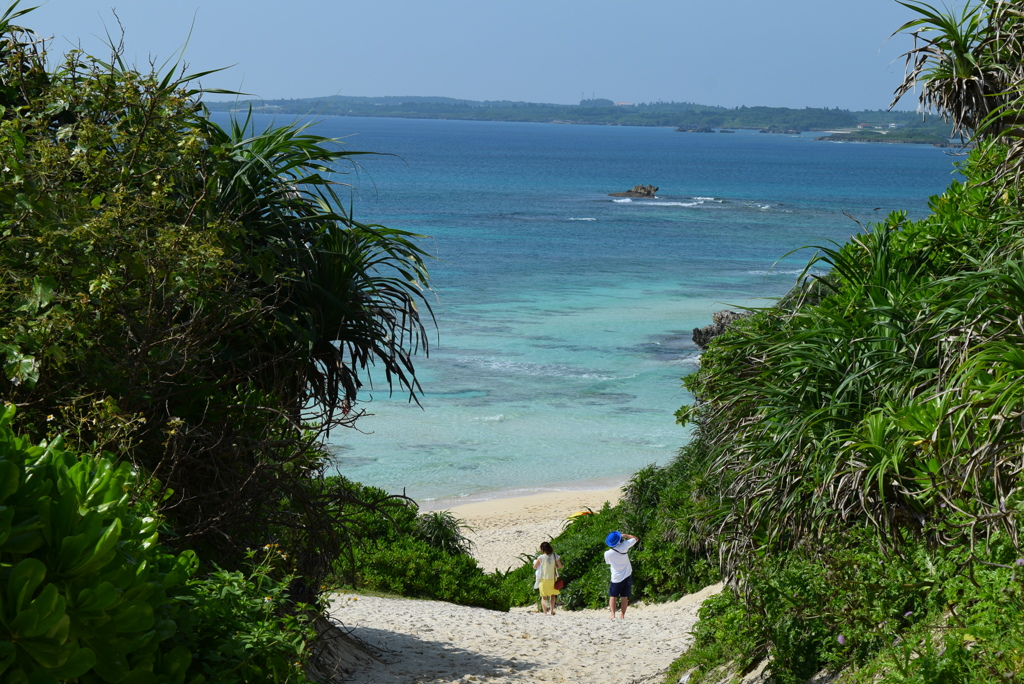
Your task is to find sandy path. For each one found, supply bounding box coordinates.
[328,583,721,684]
[322,487,719,682]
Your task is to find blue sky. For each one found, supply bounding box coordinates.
[27,0,926,110]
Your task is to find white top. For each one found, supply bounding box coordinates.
[534,553,560,582]
[603,538,637,583]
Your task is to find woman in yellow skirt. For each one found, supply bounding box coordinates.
[533,541,563,615]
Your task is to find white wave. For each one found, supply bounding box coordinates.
[474,414,507,422]
[693,196,720,202]
[568,217,597,221]
[747,268,826,276]
[612,198,632,203]
[462,357,619,381]
[646,201,700,207]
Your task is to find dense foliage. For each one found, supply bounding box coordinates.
[0,404,193,682]
[0,404,316,683]
[659,137,1024,681]
[327,478,509,611]
[0,3,437,680]
[0,1,432,597]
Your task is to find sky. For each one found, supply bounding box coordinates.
[24,0,929,111]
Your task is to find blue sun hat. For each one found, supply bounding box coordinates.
[605,531,622,548]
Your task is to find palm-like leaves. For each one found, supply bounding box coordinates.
[891,1,1024,188]
[191,109,433,424]
[0,3,438,610]
[289,220,432,417]
[685,182,1024,575]
[891,0,1004,137]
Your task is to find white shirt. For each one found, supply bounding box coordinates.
[603,538,637,583]
[534,553,560,581]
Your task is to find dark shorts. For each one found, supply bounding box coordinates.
[608,575,633,598]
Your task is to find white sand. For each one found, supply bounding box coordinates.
[326,488,723,683]
[328,585,721,684]
[430,488,623,573]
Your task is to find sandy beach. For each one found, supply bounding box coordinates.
[426,487,624,573]
[327,585,720,684]
[326,487,722,683]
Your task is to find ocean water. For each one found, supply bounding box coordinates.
[224,114,962,504]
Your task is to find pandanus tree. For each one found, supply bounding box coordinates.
[892,0,1024,184]
[0,1,432,591]
[890,0,1014,137]
[189,110,432,427]
[672,1,1024,575]
[681,166,1024,575]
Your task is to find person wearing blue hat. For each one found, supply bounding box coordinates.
[604,530,638,619]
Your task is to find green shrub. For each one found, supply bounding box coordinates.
[173,549,316,683]
[322,478,507,610]
[664,589,761,684]
[0,405,316,683]
[354,538,509,611]
[0,404,194,683]
[850,544,1024,683]
[415,510,474,556]
[669,530,1024,684]
[735,531,938,683]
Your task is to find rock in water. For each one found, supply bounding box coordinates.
[692,310,753,349]
[609,184,659,197]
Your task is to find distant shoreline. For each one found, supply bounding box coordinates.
[814,131,960,147]
[204,95,952,139]
[211,109,956,147]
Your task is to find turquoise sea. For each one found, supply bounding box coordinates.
[228,115,962,504]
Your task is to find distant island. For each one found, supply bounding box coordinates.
[204,95,954,141]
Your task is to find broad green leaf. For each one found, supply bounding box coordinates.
[7,559,46,614]
[0,461,20,503]
[9,584,64,638]
[15,277,57,315]
[46,645,95,680]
